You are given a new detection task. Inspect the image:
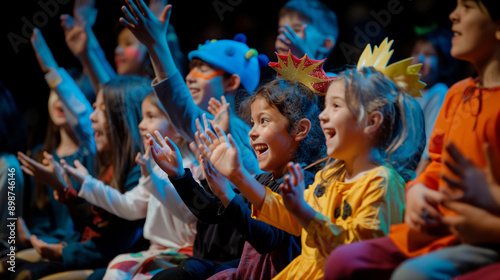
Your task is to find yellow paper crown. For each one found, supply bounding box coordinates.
[357,38,426,98]
[269,51,334,95]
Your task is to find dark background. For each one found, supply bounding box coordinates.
[2,0,465,151]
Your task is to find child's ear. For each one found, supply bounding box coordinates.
[364,111,383,135]
[294,118,311,141]
[317,36,335,59]
[223,74,241,92]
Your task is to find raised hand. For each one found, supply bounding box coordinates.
[149,130,184,178]
[280,162,307,214]
[404,183,446,231]
[61,14,88,58]
[207,96,230,134]
[442,142,500,215]
[120,0,171,49]
[73,0,97,29]
[30,28,58,73]
[278,24,310,59]
[61,159,89,185]
[135,145,153,177]
[17,151,68,192]
[198,124,242,179]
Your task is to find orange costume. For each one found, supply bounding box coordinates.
[389,77,500,257]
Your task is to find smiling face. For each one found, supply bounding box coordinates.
[449,0,499,63]
[47,90,67,126]
[248,97,299,176]
[138,97,178,149]
[115,29,147,75]
[89,91,111,152]
[185,61,225,111]
[319,80,364,161]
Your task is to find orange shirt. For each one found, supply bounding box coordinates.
[389,78,500,257]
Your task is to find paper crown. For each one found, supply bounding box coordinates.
[357,38,426,98]
[269,51,334,95]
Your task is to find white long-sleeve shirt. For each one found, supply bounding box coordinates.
[78,161,197,249]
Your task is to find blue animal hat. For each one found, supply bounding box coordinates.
[188,33,269,92]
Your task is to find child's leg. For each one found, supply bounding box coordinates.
[391,244,500,280]
[324,236,408,280]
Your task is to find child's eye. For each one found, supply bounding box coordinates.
[261,118,268,124]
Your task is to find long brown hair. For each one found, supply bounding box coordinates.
[97,75,151,192]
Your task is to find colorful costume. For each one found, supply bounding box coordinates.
[253,164,406,279]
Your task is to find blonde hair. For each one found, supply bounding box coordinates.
[317,66,425,184]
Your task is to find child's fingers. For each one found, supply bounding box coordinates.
[442,175,463,191]
[154,130,168,147]
[198,142,212,159]
[121,6,138,27]
[136,0,151,18]
[204,128,220,146]
[443,160,463,178]
[165,136,178,154]
[135,152,142,163]
[227,134,237,151]
[220,95,227,106]
[159,4,171,24]
[295,163,303,184]
[20,165,35,177]
[202,113,210,132]
[214,125,228,145]
[445,142,469,167]
[195,118,204,135]
[125,0,142,20]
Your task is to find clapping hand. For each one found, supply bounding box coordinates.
[17,151,68,192]
[149,130,185,178]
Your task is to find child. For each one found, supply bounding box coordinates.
[324,0,500,279]
[276,0,339,61]
[61,0,187,92]
[6,27,94,265]
[60,92,198,280]
[409,27,458,174]
[12,75,151,280]
[197,40,426,279]
[120,0,268,178]
[149,53,329,279]
[390,143,500,279]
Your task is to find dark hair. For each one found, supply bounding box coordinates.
[240,79,326,167]
[477,0,500,21]
[99,75,150,192]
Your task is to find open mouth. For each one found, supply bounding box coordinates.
[323,128,336,140]
[253,144,269,158]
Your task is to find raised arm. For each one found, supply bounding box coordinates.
[31,27,95,154]
[61,0,116,94]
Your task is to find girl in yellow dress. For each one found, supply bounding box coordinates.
[198,40,426,279]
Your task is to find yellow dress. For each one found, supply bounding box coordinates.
[252,164,406,279]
